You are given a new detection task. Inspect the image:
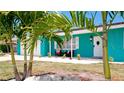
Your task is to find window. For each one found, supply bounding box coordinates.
[54,37,79,50]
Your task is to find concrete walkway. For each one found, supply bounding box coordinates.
[0,54,103,64]
[1,54,124,64]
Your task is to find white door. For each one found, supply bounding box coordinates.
[93,36,103,58]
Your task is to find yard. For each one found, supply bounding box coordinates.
[0,61,124,81]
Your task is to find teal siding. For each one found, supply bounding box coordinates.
[16,27,124,61]
[108,28,124,61]
[13,27,122,62]
[49,27,124,62]
[51,40,56,56]
[51,32,102,57]
[17,39,21,55]
[73,34,93,57]
[40,38,49,56]
[73,32,103,57]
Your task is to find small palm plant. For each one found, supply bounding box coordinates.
[62,54,66,58]
[109,57,114,62]
[48,52,51,57]
[77,54,80,60]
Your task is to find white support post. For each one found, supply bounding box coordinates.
[49,40,51,56]
[54,41,57,49]
[70,32,73,59]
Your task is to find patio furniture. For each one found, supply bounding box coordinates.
[55,50,74,57]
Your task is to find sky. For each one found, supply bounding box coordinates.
[61,11,124,26]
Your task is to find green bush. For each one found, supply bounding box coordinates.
[0,45,10,53]
[62,54,66,58]
[109,56,114,62]
[0,50,3,53]
[48,52,51,57]
[0,50,4,56]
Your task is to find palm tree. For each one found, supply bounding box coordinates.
[101,11,116,80]
[15,11,35,80]
[87,11,117,80]
[61,11,118,80]
[15,11,48,78]
[15,11,49,77]
[0,11,21,80]
[12,16,26,80]
[26,12,73,76]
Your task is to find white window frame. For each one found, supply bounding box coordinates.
[54,36,79,50]
[75,37,79,49]
[54,41,57,49]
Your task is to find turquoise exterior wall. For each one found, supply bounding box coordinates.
[17,27,124,62]
[17,38,49,57]
[73,33,92,57]
[17,39,21,55]
[51,32,102,57]
[73,32,103,57]
[108,28,124,61]
[73,28,124,62]
[40,38,49,56]
[51,40,56,56]
[73,34,93,57]
[51,27,124,62]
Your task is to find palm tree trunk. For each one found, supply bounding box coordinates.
[22,43,27,80]
[22,34,28,80]
[102,11,111,80]
[27,48,34,77]
[10,39,21,81]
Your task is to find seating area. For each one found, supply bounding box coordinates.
[55,50,74,57]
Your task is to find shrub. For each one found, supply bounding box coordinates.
[0,50,4,56]
[0,44,10,53]
[109,56,114,62]
[0,50,3,53]
[62,54,66,59]
[48,52,51,57]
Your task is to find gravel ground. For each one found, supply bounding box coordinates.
[7,72,105,81]
[24,72,105,81]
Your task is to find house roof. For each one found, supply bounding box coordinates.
[57,22,124,32]
[56,22,124,36]
[96,22,124,27]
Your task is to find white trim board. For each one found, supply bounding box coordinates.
[56,24,124,36]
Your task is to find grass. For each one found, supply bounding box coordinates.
[0,61,124,80]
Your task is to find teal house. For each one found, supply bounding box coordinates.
[17,22,124,62]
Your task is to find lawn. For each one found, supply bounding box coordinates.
[0,61,124,80]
